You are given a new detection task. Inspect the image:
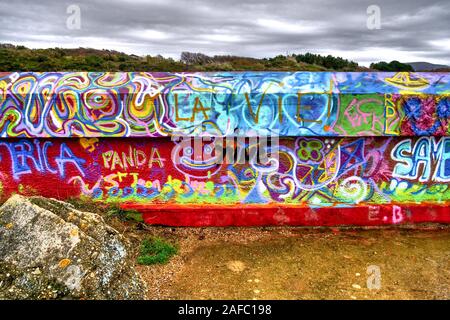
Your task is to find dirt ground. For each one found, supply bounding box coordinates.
[130,225,450,300]
[65,201,450,300]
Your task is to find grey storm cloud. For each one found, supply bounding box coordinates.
[0,0,449,65]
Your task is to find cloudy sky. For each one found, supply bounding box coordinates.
[0,0,449,66]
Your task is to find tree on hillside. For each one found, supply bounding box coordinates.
[370,60,414,71]
[294,53,358,70]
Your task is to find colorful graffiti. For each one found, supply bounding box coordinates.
[0,137,448,225]
[1,72,450,226]
[1,72,450,137]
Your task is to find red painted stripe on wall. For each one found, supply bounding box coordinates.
[132,204,450,227]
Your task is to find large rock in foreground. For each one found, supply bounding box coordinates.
[0,195,146,300]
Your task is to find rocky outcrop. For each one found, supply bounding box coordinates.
[0,195,146,300]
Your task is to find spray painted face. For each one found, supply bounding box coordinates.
[172,137,223,179]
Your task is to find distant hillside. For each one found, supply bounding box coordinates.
[407,62,450,71]
[0,44,368,72]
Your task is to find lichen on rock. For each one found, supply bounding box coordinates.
[0,195,146,300]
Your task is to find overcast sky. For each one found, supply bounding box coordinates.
[0,0,449,66]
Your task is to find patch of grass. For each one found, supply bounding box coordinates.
[66,197,108,215]
[65,198,144,223]
[106,206,144,223]
[137,237,178,265]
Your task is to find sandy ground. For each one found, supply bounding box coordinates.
[129,225,450,300]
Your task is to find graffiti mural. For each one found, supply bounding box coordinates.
[0,137,449,225]
[1,72,450,137]
[1,72,450,226]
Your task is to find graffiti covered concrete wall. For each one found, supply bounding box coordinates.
[1,72,449,226]
[1,72,450,137]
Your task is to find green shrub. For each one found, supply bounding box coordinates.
[137,237,178,265]
[370,60,414,71]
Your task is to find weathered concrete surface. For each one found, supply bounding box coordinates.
[0,195,146,300]
[136,226,450,299]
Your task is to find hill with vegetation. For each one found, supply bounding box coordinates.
[0,44,368,72]
[406,61,450,72]
[1,44,441,72]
